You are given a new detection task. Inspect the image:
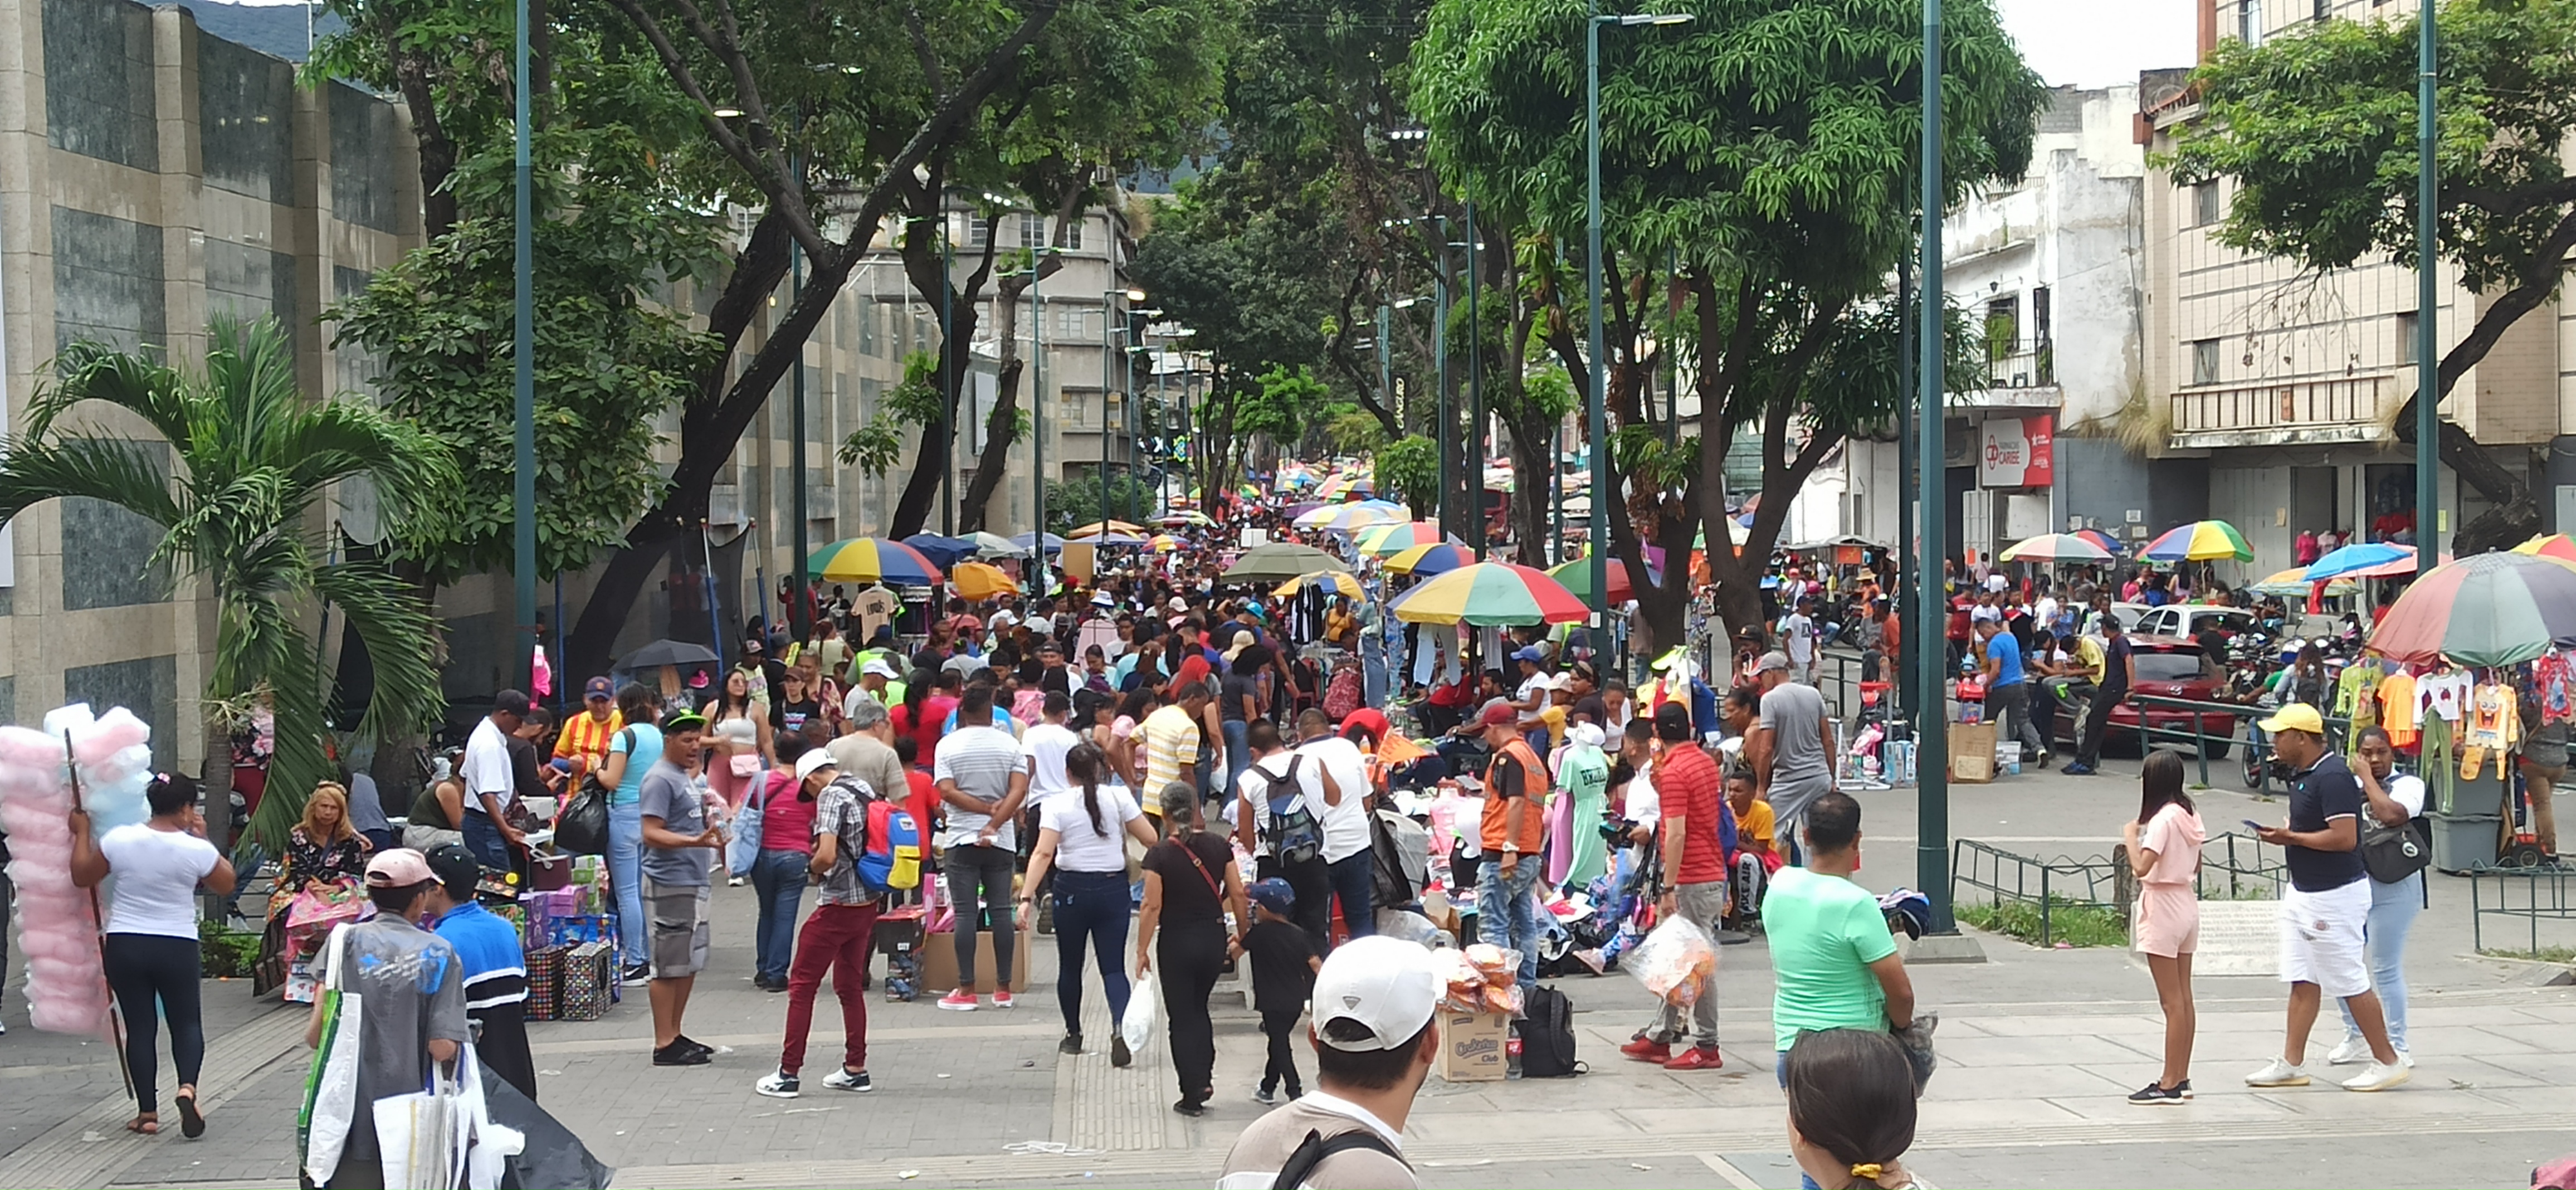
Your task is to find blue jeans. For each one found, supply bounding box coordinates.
[1476,856,1543,986]
[461,811,511,871]
[1327,851,1376,947]
[1051,869,1134,1039]
[1363,636,1388,706]
[1223,720,1251,799]
[750,848,809,983]
[2336,870,2423,1052]
[608,802,647,962]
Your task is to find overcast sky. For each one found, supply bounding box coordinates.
[1995,0,2198,90]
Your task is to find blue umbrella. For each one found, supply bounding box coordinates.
[1012,531,1067,553]
[2304,541,2413,581]
[902,533,976,569]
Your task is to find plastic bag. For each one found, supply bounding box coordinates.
[1374,908,1453,950]
[1434,944,1524,1014]
[1120,972,1159,1056]
[299,927,364,1186]
[1626,915,1718,1007]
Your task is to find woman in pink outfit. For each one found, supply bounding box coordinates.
[2124,749,2204,1105]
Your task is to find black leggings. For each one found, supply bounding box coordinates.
[1157,921,1227,1104]
[1260,1008,1304,1096]
[104,933,204,1114]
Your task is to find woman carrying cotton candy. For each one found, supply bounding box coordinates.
[70,772,237,1138]
[275,782,373,1004]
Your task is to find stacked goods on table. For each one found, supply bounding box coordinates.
[516,854,622,1018]
[1432,944,1523,1082]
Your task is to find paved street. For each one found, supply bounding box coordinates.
[6,758,2575,1189]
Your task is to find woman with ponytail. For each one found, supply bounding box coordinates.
[1017,743,1158,1065]
[1783,1028,1926,1189]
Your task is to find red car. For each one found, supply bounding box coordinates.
[2047,635,2241,759]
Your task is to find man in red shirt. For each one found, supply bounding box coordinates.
[1621,701,1728,1070]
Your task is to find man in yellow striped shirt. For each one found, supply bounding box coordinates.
[553,676,626,777]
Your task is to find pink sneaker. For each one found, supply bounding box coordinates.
[991,989,1015,1009]
[936,990,980,1011]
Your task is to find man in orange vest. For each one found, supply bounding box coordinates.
[1475,702,1550,987]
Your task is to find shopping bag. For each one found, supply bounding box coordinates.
[1120,972,1160,1057]
[372,1077,465,1190]
[484,1074,613,1190]
[298,925,364,1186]
[1624,915,1718,1007]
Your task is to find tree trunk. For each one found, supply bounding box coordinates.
[958,358,1026,533]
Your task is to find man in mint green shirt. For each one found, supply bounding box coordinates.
[1763,791,1914,1077]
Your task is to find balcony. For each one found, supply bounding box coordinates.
[1958,336,2060,409]
[2166,375,2391,450]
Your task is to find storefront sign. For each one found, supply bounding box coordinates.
[1979,414,2055,489]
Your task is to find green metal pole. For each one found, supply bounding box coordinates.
[942,231,957,537]
[1916,0,1954,935]
[511,0,535,686]
[788,128,808,638]
[1033,259,1047,547]
[2417,0,2438,576]
[1467,203,1484,560]
[1585,13,1610,635]
[1434,237,1453,544]
[1102,298,1113,534]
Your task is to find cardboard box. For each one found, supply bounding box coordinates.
[915,926,1034,993]
[1437,1011,1510,1082]
[1951,722,1997,784]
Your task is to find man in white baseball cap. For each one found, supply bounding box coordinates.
[1217,935,1437,1189]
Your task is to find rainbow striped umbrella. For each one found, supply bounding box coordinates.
[1294,502,1406,533]
[1999,533,2114,563]
[2369,551,2576,667]
[1067,520,1146,538]
[2248,568,2354,598]
[1547,555,1660,604]
[2516,534,2576,564]
[1355,520,1459,558]
[2139,520,2252,563]
[1274,571,1365,599]
[1150,533,1185,553]
[807,537,944,586]
[1385,542,1472,577]
[1389,562,1589,627]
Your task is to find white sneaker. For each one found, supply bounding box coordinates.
[2340,1060,2412,1092]
[2243,1058,2311,1087]
[2325,1036,2370,1066]
[2399,1048,2416,1069]
[754,1071,800,1099]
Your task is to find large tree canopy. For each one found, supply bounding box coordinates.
[1411,0,2041,646]
[2163,0,2576,552]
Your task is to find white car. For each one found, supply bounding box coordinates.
[2126,604,2256,641]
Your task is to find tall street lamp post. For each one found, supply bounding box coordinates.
[1586,9,1693,634]
[2416,1,2438,576]
[512,0,535,686]
[1915,0,1957,937]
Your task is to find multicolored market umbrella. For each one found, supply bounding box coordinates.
[1293,503,1405,533]
[949,560,1020,601]
[1010,531,1066,553]
[2515,534,2576,564]
[807,537,943,586]
[1312,474,1373,501]
[1221,542,1351,582]
[1274,570,1365,599]
[1355,520,1459,558]
[1389,562,1589,627]
[2072,528,2124,555]
[2248,567,2354,598]
[1066,520,1146,538]
[967,531,1027,558]
[1158,510,1217,528]
[1070,530,1149,546]
[2139,520,2253,563]
[1546,555,1660,604]
[1385,542,1472,577]
[1999,533,2115,563]
[1149,533,1185,553]
[2369,552,2576,667]
[2302,541,2412,581]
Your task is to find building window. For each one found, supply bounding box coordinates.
[2397,311,2419,365]
[965,215,990,250]
[1058,216,1084,251]
[2238,0,2263,45]
[857,298,877,357]
[2314,0,2329,22]
[2191,181,2221,227]
[2190,338,2222,386]
[1020,212,1046,248]
[1057,306,1086,338]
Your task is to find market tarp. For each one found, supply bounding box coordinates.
[2369,551,2576,667]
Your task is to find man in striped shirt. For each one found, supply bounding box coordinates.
[553,676,626,779]
[423,843,538,1100]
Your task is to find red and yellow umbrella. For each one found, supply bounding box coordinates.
[1389,562,1588,626]
[1356,520,1458,558]
[807,537,943,586]
[2140,520,2253,563]
[2515,534,2576,564]
[1385,542,1472,577]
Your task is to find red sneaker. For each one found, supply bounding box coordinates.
[991,989,1015,1009]
[1619,1037,1672,1063]
[1663,1046,1725,1071]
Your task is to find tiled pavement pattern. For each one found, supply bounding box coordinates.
[5,742,2576,1188]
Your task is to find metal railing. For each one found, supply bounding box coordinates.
[2196,831,2287,901]
[1983,342,2055,388]
[2168,375,2389,435]
[1950,838,2125,947]
[2468,865,2576,955]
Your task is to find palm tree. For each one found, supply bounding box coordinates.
[0,316,456,847]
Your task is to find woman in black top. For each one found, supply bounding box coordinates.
[1134,781,1247,1117]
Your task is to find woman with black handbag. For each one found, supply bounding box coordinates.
[2333,726,2427,1068]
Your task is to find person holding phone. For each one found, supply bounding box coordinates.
[2123,751,2203,1104]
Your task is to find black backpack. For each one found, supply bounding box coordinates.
[1514,984,1582,1077]
[1269,1128,1404,1190]
[1255,757,1324,865]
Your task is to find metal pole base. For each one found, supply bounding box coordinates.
[1900,930,1989,965]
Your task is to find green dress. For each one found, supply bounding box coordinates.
[1555,745,1613,890]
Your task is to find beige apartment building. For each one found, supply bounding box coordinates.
[0,0,1141,760]
[2140,0,2572,570]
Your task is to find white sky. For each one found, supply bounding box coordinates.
[1994,0,2198,89]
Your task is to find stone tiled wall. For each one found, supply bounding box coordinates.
[0,0,419,758]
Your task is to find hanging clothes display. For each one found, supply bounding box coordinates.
[2375,669,2418,749]
[2420,713,2456,816]
[2461,679,2523,779]
[2416,669,2474,725]
[2533,648,2575,725]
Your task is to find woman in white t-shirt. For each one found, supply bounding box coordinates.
[1016,743,1159,1064]
[2333,726,2428,1066]
[70,773,236,1139]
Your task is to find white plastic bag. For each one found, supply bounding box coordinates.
[1120,972,1159,1057]
[299,925,363,1186]
[1626,915,1718,1006]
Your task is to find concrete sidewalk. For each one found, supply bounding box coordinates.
[3,758,2573,1189]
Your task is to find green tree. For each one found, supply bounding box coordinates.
[1046,474,1162,537]
[1374,434,1442,518]
[0,319,453,847]
[1413,0,2042,648]
[2162,0,2576,552]
[329,126,722,584]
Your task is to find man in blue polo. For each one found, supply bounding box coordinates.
[1975,617,2047,771]
[421,843,536,1100]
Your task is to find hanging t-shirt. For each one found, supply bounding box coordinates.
[2375,672,2418,747]
[2416,671,2475,725]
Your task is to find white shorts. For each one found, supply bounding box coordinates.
[2279,879,2372,998]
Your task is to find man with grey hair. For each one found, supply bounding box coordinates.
[1744,651,1835,864]
[826,697,909,838]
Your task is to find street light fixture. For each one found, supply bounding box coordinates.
[1585,8,1694,649]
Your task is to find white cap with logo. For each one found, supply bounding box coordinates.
[1311,936,1440,1052]
[793,749,838,783]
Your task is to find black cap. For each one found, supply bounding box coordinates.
[494,689,531,715]
[1654,701,1694,743]
[423,843,482,898]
